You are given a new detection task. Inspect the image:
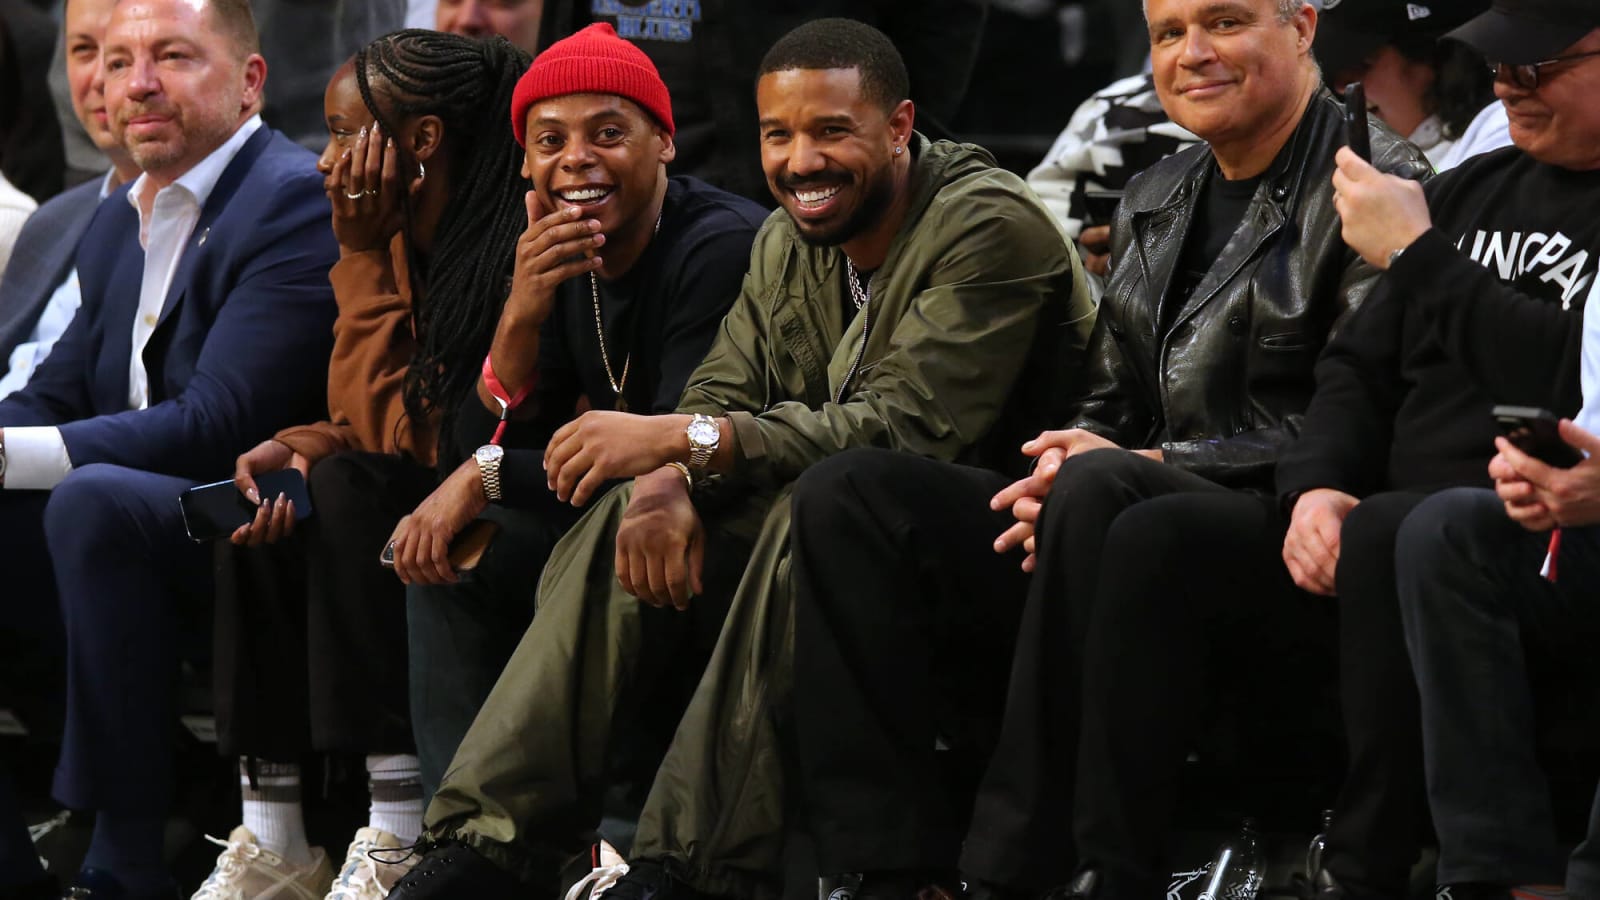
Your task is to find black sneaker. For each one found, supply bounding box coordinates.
[386,841,526,899]
[825,871,959,900]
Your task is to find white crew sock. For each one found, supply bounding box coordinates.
[239,759,313,866]
[367,754,424,844]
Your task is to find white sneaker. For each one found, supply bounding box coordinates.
[324,827,419,900]
[191,825,333,900]
[564,841,629,900]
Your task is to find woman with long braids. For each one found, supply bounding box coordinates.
[196,30,531,900]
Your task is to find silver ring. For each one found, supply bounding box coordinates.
[344,189,363,200]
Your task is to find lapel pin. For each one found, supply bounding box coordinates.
[197,227,210,247]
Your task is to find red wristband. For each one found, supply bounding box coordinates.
[482,354,532,446]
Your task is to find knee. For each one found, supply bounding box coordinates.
[44,464,139,554]
[1395,488,1505,575]
[792,448,897,529]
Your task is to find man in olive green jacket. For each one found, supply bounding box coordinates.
[389,19,1095,900]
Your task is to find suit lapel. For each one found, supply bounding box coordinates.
[153,127,274,333]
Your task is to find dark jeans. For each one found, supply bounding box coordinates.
[1396,487,1600,895]
[964,450,1332,897]
[406,493,581,800]
[790,449,1028,876]
[213,451,436,759]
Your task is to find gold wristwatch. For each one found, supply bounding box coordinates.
[474,444,504,501]
[686,414,720,472]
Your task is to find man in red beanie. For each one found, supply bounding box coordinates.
[398,18,768,819]
[388,17,1094,900]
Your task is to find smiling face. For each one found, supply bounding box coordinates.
[315,61,372,177]
[102,0,266,183]
[521,92,674,236]
[756,67,911,247]
[1493,28,1600,170]
[64,0,123,155]
[1147,0,1317,148]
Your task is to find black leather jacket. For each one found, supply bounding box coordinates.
[1068,88,1433,490]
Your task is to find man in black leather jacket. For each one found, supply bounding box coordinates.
[784,1,1432,899]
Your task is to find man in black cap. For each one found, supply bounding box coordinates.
[1315,0,1510,170]
[1281,0,1600,897]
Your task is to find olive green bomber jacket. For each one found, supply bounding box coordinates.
[675,135,1096,483]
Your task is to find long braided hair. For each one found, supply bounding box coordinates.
[353,29,531,432]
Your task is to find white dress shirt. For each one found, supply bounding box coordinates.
[4,116,263,490]
[0,173,38,286]
[0,170,119,400]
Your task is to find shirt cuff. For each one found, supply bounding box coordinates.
[5,426,73,490]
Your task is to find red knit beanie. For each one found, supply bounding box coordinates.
[510,22,675,147]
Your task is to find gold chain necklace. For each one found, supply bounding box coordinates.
[589,213,661,409]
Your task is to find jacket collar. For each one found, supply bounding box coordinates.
[1133,87,1335,335]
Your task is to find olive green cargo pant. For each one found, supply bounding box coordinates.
[423,481,794,899]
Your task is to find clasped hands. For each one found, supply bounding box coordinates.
[989,429,1161,572]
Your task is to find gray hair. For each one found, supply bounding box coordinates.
[1142,0,1314,24]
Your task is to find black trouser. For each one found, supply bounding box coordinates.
[212,451,436,760]
[1397,488,1600,895]
[964,450,1333,896]
[405,492,580,801]
[791,449,1028,877]
[1322,491,1432,900]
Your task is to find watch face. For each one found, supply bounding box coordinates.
[688,420,719,445]
[476,444,504,463]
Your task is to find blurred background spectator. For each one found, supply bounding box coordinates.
[1315,0,1511,171]
[0,3,66,203]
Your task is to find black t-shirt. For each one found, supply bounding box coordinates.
[1278,147,1600,499]
[1169,169,1263,325]
[449,175,768,505]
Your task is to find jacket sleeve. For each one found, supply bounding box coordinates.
[1275,277,1408,505]
[0,279,98,428]
[683,191,1078,487]
[321,237,436,463]
[1064,197,1155,445]
[54,175,339,479]
[1390,227,1584,415]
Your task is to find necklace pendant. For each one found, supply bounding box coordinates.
[614,395,629,413]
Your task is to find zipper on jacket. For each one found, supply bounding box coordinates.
[836,293,872,404]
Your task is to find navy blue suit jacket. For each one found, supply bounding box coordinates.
[0,177,105,362]
[0,127,339,481]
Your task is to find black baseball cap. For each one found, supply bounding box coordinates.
[1315,0,1490,75]
[1447,0,1600,65]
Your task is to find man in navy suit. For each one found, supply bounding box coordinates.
[0,0,140,398]
[0,0,338,896]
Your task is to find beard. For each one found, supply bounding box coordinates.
[780,163,897,248]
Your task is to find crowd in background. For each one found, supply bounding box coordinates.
[0,2,1595,900]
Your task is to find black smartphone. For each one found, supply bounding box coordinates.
[179,468,314,541]
[1492,405,1583,468]
[1343,82,1371,162]
[1081,189,1126,229]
